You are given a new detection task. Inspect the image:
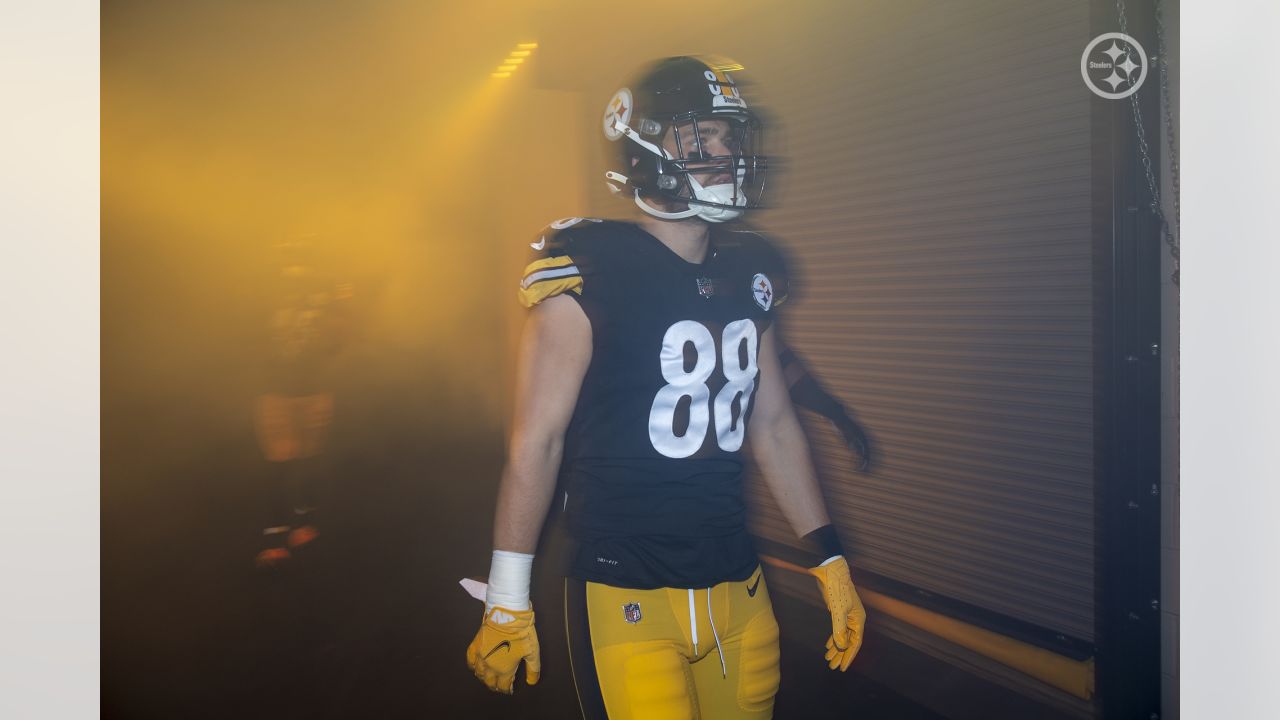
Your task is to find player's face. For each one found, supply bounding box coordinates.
[665,119,740,187]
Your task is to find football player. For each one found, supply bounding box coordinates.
[466,56,866,719]
[253,239,351,568]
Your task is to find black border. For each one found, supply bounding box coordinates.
[1090,1,1165,717]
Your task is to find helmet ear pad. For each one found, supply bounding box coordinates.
[626,148,657,190]
[623,118,667,190]
[624,136,685,210]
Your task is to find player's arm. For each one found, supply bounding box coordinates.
[748,324,831,537]
[779,341,873,472]
[493,293,591,556]
[468,293,591,694]
[748,324,867,671]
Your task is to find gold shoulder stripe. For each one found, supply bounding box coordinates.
[521,255,574,282]
[518,256,583,308]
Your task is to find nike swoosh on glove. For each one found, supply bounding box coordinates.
[466,606,541,694]
[808,556,867,671]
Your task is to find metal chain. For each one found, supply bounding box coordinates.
[1117,0,1180,284]
[1155,0,1180,278]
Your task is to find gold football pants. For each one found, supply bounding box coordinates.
[565,568,780,720]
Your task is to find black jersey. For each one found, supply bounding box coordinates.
[518,218,789,589]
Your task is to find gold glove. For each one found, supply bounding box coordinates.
[808,556,867,671]
[466,606,541,693]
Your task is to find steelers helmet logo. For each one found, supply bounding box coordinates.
[752,273,774,311]
[603,88,633,141]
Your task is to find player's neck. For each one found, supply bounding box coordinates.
[637,214,711,265]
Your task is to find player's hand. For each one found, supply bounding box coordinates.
[466,606,541,694]
[808,557,866,671]
[832,415,872,473]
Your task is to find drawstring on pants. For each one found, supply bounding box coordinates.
[688,588,699,655]
[707,588,726,677]
[686,588,727,679]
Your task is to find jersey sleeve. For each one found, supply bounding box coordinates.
[516,218,599,308]
[740,229,793,308]
[766,241,791,308]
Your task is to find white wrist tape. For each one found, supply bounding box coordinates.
[485,549,534,611]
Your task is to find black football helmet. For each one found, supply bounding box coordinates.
[602,56,765,223]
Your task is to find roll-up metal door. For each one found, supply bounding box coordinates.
[743,0,1096,652]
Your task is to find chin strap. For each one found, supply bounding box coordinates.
[633,189,699,220]
[684,173,746,223]
[609,170,700,219]
[605,171,627,195]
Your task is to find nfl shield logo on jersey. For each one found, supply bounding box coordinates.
[622,602,643,624]
[751,273,774,311]
[696,276,715,298]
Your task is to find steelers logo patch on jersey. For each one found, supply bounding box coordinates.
[751,273,774,311]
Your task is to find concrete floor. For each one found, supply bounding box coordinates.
[103,417,946,719]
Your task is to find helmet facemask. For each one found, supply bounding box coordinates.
[649,113,764,222]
